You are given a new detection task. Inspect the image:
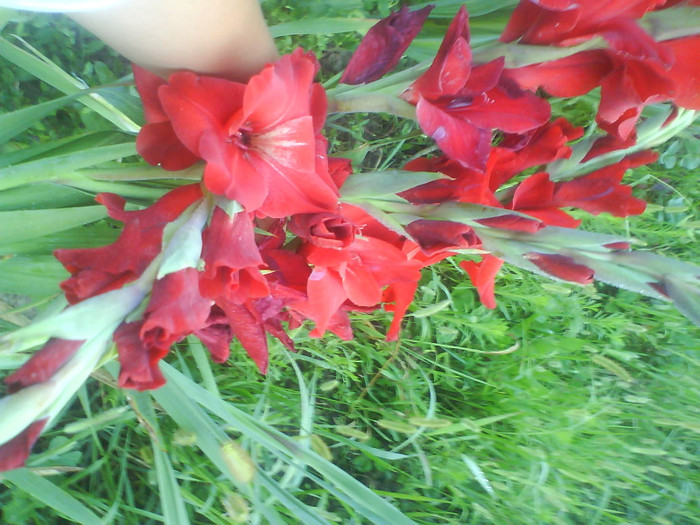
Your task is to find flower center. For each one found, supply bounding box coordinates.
[228,123,254,150]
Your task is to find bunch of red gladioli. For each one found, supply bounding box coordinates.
[1,0,698,471]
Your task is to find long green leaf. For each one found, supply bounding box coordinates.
[160,363,418,525]
[0,206,107,247]
[341,170,446,201]
[130,392,191,525]
[0,35,139,132]
[0,131,132,170]
[1,469,103,524]
[0,143,137,191]
[0,256,65,296]
[0,92,83,144]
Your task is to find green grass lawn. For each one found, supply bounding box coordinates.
[1,1,699,524]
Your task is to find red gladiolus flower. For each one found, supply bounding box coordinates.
[511,159,648,226]
[0,419,47,472]
[55,184,203,304]
[133,64,201,171]
[488,117,584,190]
[156,49,339,217]
[288,212,358,249]
[500,0,666,48]
[500,1,700,141]
[403,5,474,102]
[116,268,212,390]
[659,35,700,110]
[402,8,550,170]
[401,156,500,206]
[199,208,269,304]
[300,230,423,338]
[115,320,167,390]
[340,5,434,84]
[459,254,504,309]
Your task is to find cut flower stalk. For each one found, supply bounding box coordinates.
[0,1,699,479]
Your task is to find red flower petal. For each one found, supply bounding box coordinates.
[194,306,233,363]
[115,321,167,391]
[55,184,203,304]
[552,164,647,216]
[663,35,700,109]
[4,339,84,394]
[406,5,471,100]
[219,300,269,374]
[383,280,419,341]
[504,51,612,98]
[200,208,268,302]
[511,171,555,210]
[244,49,319,129]
[476,214,545,233]
[0,419,47,472]
[405,219,480,254]
[136,121,201,171]
[416,96,492,170]
[525,252,595,284]
[158,72,246,156]
[141,268,213,351]
[340,6,434,85]
[289,212,357,249]
[459,254,504,309]
[305,267,348,337]
[445,82,551,134]
[132,64,168,122]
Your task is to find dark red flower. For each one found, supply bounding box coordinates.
[133,64,201,171]
[500,0,667,48]
[401,156,500,206]
[459,254,504,309]
[402,7,551,170]
[218,299,271,374]
[0,419,47,472]
[158,49,339,217]
[525,252,595,284]
[141,268,213,350]
[115,268,212,390]
[199,207,269,303]
[55,184,203,304]
[289,212,358,249]
[509,172,582,228]
[403,5,474,102]
[115,320,166,390]
[511,157,648,224]
[415,76,550,170]
[554,167,647,217]
[488,117,584,190]
[340,5,434,84]
[194,306,233,363]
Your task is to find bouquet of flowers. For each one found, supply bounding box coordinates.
[1,1,698,522]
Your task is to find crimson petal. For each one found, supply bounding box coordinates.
[341,6,434,85]
[0,419,48,472]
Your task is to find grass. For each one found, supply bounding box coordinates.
[1,1,699,524]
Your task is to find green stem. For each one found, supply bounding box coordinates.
[328,93,417,119]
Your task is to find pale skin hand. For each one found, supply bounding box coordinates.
[70,0,279,81]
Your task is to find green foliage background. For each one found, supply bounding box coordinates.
[0,1,699,524]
